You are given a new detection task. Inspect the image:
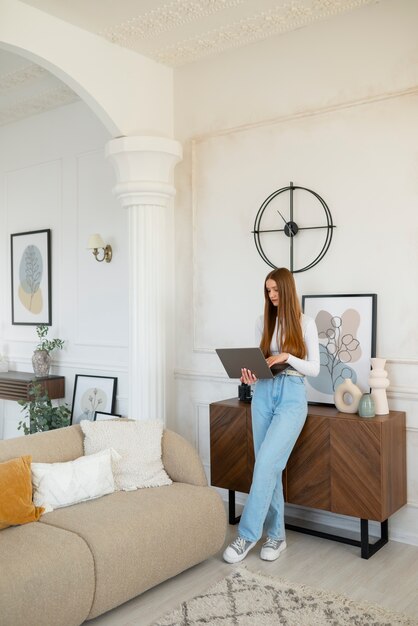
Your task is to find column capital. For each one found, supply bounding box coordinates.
[106,135,183,208]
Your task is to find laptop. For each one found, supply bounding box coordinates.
[216,347,289,379]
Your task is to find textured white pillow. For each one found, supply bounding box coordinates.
[80,419,172,491]
[31,448,119,512]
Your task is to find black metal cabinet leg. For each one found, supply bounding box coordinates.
[361,519,370,559]
[285,518,389,559]
[228,490,241,525]
[361,519,389,559]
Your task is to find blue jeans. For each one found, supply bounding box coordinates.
[238,373,307,543]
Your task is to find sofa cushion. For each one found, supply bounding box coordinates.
[80,419,172,490]
[0,455,44,530]
[0,424,84,464]
[0,520,94,626]
[40,484,226,619]
[32,448,119,512]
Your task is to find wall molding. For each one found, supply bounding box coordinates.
[175,368,418,402]
[73,340,129,349]
[8,356,128,375]
[388,387,418,402]
[192,85,418,144]
[386,358,418,365]
[175,367,231,383]
[193,400,210,466]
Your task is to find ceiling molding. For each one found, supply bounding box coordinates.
[99,0,376,66]
[100,0,246,44]
[0,63,47,91]
[0,85,79,127]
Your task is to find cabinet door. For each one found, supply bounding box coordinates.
[331,420,382,520]
[210,403,251,492]
[286,415,331,510]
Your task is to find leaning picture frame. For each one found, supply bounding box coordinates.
[11,229,52,325]
[70,375,118,425]
[94,411,122,421]
[302,294,377,405]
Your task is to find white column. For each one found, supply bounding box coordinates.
[106,136,182,422]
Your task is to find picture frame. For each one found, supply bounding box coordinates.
[70,375,117,425]
[94,411,122,421]
[302,294,377,405]
[11,229,52,325]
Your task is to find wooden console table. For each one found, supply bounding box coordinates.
[209,398,407,559]
[0,371,65,401]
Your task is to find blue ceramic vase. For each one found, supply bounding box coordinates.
[358,393,375,418]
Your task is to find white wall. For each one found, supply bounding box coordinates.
[0,101,128,438]
[173,0,418,544]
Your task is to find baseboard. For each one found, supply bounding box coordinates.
[215,487,418,547]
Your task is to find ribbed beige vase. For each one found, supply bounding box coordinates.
[368,357,390,415]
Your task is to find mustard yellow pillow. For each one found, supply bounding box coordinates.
[0,455,44,530]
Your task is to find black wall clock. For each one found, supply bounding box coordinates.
[252,181,335,273]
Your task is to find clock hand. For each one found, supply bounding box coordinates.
[277,209,295,236]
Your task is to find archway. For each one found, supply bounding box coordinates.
[0,0,182,423]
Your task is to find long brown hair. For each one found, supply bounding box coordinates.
[259,268,306,359]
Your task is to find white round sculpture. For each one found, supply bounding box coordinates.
[369,357,390,415]
[334,378,363,413]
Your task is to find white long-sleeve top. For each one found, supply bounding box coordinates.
[255,314,320,377]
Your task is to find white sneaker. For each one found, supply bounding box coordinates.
[260,537,287,561]
[223,536,256,564]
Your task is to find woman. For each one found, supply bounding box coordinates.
[223,268,320,564]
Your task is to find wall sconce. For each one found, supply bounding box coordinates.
[87,234,112,263]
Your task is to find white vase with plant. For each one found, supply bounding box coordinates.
[32,325,65,377]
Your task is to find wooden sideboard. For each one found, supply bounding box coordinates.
[0,371,65,401]
[209,398,407,558]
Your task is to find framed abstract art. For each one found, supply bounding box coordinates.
[302,294,377,405]
[11,229,51,325]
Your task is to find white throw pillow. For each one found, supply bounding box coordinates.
[80,419,172,491]
[31,448,119,512]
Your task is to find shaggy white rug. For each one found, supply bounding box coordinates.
[153,567,418,626]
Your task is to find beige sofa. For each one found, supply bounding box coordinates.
[0,424,226,626]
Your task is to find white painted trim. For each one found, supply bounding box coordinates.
[175,367,233,383]
[8,357,128,374]
[175,368,418,402]
[72,340,129,348]
[383,358,418,365]
[193,86,418,143]
[193,400,211,466]
[388,387,418,401]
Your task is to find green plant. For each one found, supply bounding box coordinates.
[35,324,65,354]
[17,383,71,435]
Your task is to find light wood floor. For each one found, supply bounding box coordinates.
[86,519,418,626]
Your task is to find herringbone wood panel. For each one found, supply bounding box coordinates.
[210,402,252,492]
[331,420,382,520]
[286,415,330,509]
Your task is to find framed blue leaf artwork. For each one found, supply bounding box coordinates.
[302,294,377,405]
[11,229,52,325]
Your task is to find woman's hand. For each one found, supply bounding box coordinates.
[241,368,258,384]
[266,353,289,368]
